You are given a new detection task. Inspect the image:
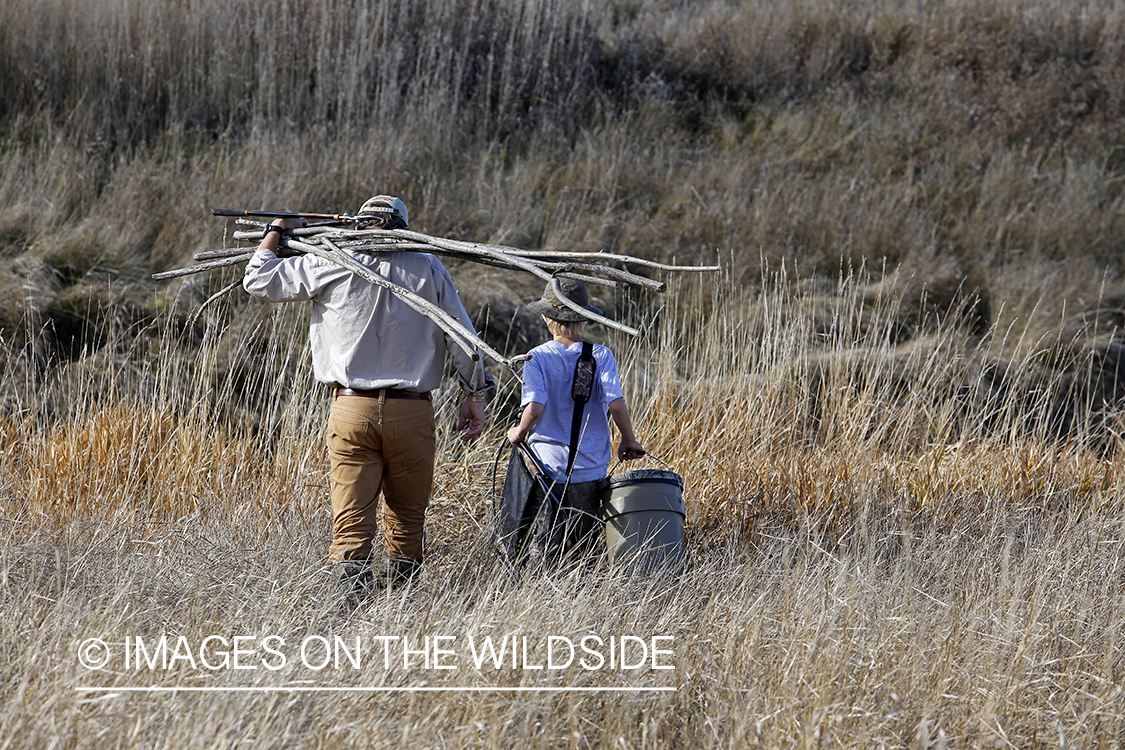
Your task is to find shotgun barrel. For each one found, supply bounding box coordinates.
[211,208,356,223]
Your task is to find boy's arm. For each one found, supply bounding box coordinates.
[608,398,645,461]
[507,402,545,445]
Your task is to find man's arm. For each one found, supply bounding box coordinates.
[457,395,486,442]
[243,218,325,301]
[429,257,495,439]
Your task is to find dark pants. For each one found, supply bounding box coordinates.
[523,479,604,569]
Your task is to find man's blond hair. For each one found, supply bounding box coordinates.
[544,317,585,340]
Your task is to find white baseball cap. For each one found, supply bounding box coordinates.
[357,195,409,228]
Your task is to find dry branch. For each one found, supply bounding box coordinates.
[152,254,252,279]
[505,248,722,273]
[324,229,665,293]
[288,236,512,367]
[201,237,620,290]
[189,278,242,328]
[359,228,642,336]
[154,213,722,372]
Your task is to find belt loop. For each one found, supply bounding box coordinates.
[378,388,387,406]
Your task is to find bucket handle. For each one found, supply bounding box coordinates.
[609,450,673,476]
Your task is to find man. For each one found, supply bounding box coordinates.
[243,195,494,596]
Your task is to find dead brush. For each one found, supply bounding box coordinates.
[2,266,1125,747]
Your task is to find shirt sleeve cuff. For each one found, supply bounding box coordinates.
[458,371,496,395]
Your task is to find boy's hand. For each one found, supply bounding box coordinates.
[618,440,645,461]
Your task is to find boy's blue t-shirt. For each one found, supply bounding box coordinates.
[520,340,625,483]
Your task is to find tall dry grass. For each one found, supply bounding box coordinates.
[3,269,1125,747]
[3,0,1125,746]
[2,0,1123,300]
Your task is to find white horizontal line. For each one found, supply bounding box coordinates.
[76,686,677,694]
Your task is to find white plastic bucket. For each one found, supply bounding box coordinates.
[600,469,686,574]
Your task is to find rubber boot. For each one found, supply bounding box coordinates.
[332,561,374,605]
[375,557,422,590]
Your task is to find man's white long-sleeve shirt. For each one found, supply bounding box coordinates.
[243,246,493,394]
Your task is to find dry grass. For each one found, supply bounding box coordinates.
[2,0,1124,295]
[3,497,1123,747]
[3,0,1125,746]
[3,273,1125,747]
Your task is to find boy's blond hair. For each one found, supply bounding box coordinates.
[545,317,585,340]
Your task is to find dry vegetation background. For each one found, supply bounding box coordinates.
[2,0,1125,746]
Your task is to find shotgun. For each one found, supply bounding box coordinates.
[211,208,359,225]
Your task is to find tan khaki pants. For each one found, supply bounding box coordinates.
[326,394,436,563]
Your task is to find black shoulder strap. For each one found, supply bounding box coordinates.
[565,342,596,479]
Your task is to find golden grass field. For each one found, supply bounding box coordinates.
[3,0,1125,747]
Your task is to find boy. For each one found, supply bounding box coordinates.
[507,278,644,565]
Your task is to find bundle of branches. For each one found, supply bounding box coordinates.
[154,210,721,372]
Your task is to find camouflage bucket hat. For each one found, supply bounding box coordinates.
[527,278,602,322]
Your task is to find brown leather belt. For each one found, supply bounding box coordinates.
[335,387,431,401]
